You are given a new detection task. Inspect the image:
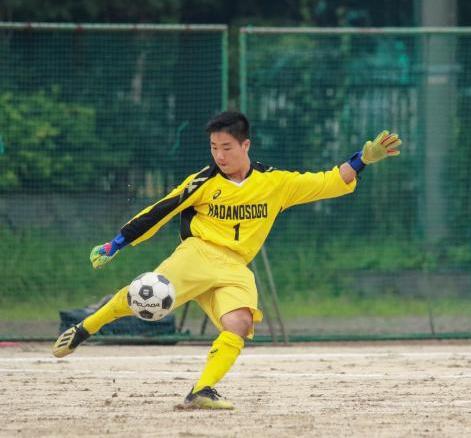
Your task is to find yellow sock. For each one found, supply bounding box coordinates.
[82,286,134,335]
[193,331,244,393]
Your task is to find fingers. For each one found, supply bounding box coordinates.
[91,255,100,269]
[384,134,401,157]
[373,131,401,148]
[364,131,402,163]
[386,139,402,151]
[90,246,103,269]
[92,256,106,269]
[380,132,399,146]
[373,130,389,144]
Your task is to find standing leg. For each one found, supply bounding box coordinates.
[180,307,252,410]
[179,258,263,410]
[194,307,252,391]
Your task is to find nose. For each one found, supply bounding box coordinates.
[215,150,225,162]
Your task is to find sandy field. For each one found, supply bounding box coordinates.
[1,341,471,437]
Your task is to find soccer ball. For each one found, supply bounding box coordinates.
[127,272,176,321]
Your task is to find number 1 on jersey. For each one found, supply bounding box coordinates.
[233,223,240,241]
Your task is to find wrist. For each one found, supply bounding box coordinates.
[110,233,127,252]
[347,151,366,173]
[103,233,127,256]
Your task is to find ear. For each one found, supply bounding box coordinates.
[242,139,251,153]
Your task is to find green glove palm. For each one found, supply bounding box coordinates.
[89,243,118,269]
[361,131,402,164]
[89,234,127,269]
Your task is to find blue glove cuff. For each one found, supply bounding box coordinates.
[347,151,366,173]
[99,233,128,256]
[111,233,127,251]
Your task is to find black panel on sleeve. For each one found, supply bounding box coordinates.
[120,163,219,244]
[120,195,181,243]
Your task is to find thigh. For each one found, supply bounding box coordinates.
[154,238,216,309]
[195,264,263,339]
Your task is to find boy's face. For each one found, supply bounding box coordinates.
[210,131,250,176]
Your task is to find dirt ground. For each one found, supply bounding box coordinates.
[1,341,471,437]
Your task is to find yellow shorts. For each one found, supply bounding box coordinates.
[155,237,263,338]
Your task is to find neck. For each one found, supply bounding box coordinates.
[226,160,251,183]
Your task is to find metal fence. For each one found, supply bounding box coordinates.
[1,24,471,340]
[240,27,471,339]
[0,22,228,339]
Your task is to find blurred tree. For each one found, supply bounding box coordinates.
[0,0,418,26]
[0,89,110,192]
[0,0,182,23]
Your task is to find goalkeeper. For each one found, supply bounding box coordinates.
[53,111,401,409]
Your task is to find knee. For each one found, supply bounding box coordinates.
[221,308,253,338]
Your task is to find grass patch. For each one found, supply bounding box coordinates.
[2,293,471,323]
[279,294,471,318]
[1,229,470,322]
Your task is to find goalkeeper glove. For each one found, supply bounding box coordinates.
[362,130,401,164]
[348,131,402,172]
[90,233,127,269]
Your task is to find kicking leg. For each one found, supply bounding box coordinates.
[52,286,133,357]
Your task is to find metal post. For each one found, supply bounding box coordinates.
[177,302,190,333]
[251,259,277,343]
[200,315,209,335]
[221,28,229,111]
[261,246,289,344]
[239,29,247,112]
[418,0,457,244]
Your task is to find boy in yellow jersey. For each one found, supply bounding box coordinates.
[53,111,401,409]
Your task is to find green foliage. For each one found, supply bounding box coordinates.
[0,29,224,194]
[0,0,417,27]
[265,234,471,297]
[0,228,179,310]
[0,89,109,192]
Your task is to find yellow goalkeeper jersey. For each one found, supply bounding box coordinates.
[120,162,357,263]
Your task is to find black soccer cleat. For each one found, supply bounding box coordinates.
[175,386,234,410]
[52,323,90,358]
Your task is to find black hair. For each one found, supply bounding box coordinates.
[205,111,250,143]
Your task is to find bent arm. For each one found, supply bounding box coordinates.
[89,173,199,269]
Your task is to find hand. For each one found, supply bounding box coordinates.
[361,131,402,165]
[89,234,126,269]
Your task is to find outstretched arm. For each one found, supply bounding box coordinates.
[90,177,196,269]
[340,131,402,184]
[90,165,214,269]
